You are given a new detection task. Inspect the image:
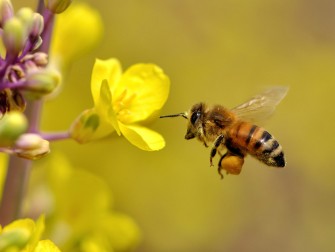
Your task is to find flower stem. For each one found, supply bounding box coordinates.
[0,157,31,225]
[41,131,70,141]
[0,0,55,225]
[0,101,38,225]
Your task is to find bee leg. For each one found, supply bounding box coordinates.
[218,152,245,177]
[210,135,225,166]
[217,153,227,179]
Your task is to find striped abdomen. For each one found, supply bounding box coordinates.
[226,121,286,167]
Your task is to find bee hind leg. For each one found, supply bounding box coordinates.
[217,153,227,179]
[210,135,225,166]
[218,152,245,178]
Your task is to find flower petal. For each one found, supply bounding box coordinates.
[115,64,170,124]
[34,240,61,252]
[119,123,165,151]
[100,80,121,135]
[90,59,122,135]
[0,216,45,251]
[91,58,122,107]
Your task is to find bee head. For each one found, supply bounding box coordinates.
[184,103,204,140]
[159,103,205,140]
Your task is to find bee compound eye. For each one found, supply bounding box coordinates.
[190,111,201,125]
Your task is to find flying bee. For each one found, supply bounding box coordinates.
[160,87,288,178]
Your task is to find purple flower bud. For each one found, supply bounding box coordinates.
[0,0,14,27]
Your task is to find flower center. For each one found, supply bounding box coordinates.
[113,88,136,123]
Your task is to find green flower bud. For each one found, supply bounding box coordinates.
[0,111,28,147]
[44,0,73,14]
[24,69,60,98]
[70,109,100,143]
[16,7,34,28]
[0,0,14,27]
[14,133,50,160]
[15,8,35,42]
[2,17,26,55]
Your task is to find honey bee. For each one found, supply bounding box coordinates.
[160,87,288,178]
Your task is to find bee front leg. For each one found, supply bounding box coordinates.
[210,135,225,167]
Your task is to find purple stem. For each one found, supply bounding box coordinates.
[0,53,17,80]
[0,102,38,225]
[0,79,26,91]
[19,37,39,61]
[0,157,31,225]
[39,9,54,53]
[0,0,55,225]
[41,131,71,141]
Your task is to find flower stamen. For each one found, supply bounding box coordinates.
[113,88,137,122]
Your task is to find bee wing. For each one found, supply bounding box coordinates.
[231,86,288,122]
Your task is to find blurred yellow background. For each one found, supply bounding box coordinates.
[14,0,335,251]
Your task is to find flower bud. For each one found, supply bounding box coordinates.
[24,69,60,98]
[16,7,34,28]
[30,13,44,38]
[14,133,50,160]
[16,8,35,43]
[2,17,26,55]
[70,109,100,143]
[0,111,28,147]
[0,0,14,27]
[21,52,48,67]
[44,0,73,14]
[33,52,48,66]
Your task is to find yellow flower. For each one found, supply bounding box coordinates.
[34,240,61,252]
[25,153,140,252]
[71,58,170,151]
[50,2,103,67]
[0,216,60,252]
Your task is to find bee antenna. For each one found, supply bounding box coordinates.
[160,113,187,119]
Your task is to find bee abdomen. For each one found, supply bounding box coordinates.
[228,122,286,167]
[252,128,286,167]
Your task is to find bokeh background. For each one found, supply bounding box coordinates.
[14,0,335,251]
